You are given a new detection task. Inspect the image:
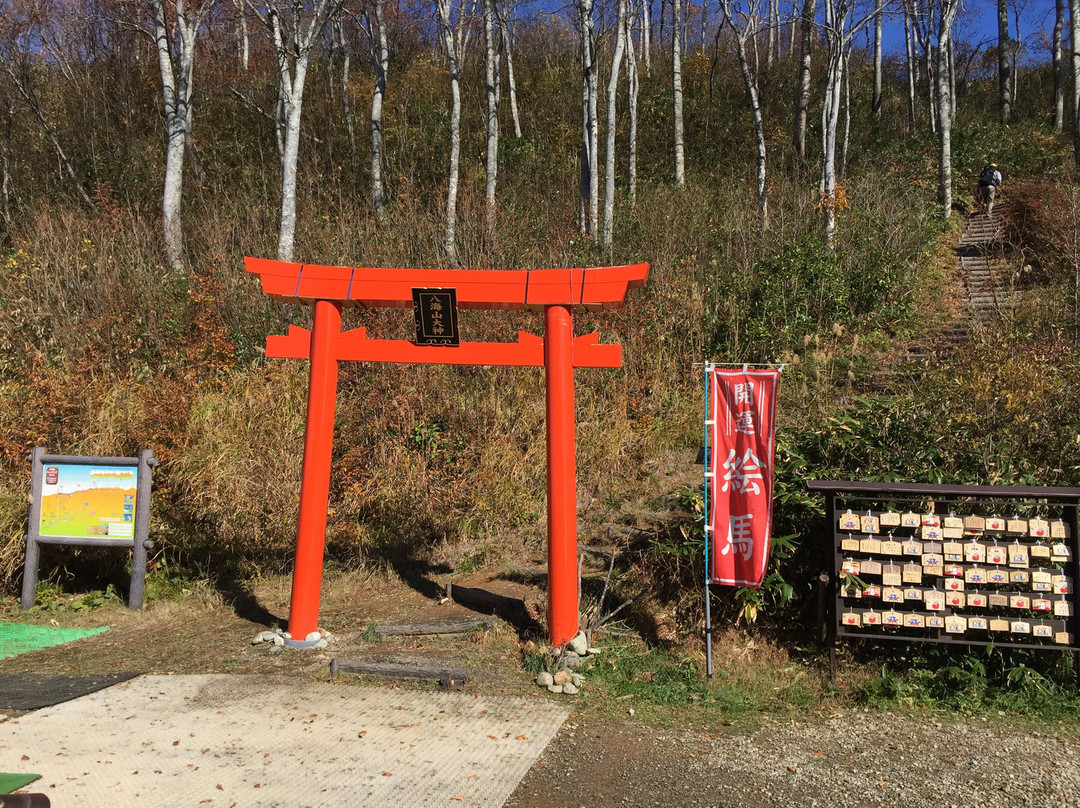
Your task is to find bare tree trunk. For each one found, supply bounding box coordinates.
[332,17,356,156]
[255,0,345,263]
[997,0,1011,124]
[151,0,211,274]
[436,0,463,260]
[576,0,599,236]
[1072,0,1080,164]
[1010,7,1020,109]
[642,0,651,75]
[872,0,883,120]
[626,1,639,208]
[937,0,959,217]
[789,0,799,51]
[234,0,249,72]
[904,3,917,133]
[700,0,707,52]
[1054,0,1065,132]
[767,0,777,68]
[499,7,523,138]
[483,0,500,235]
[722,0,769,229]
[841,51,850,176]
[603,0,628,245]
[366,0,389,216]
[820,41,843,249]
[0,102,11,235]
[948,32,955,121]
[793,0,816,159]
[672,0,685,186]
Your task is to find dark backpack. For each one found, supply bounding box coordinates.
[978,165,1000,187]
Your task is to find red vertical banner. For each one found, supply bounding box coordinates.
[706,367,781,587]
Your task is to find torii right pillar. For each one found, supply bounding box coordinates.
[544,303,579,645]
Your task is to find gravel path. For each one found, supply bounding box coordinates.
[507,710,1080,807]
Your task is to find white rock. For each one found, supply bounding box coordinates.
[562,683,579,695]
[314,638,329,649]
[546,684,564,694]
[272,634,285,647]
[251,636,265,646]
[281,632,292,640]
[586,647,600,655]
[571,674,582,688]
[305,631,322,642]
[568,631,588,655]
[536,671,554,687]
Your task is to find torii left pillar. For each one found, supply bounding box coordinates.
[245,258,648,648]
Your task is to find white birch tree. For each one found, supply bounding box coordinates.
[936,0,959,216]
[871,0,883,120]
[1071,0,1080,164]
[602,0,627,245]
[576,0,599,236]
[351,0,389,216]
[997,0,1011,125]
[792,0,816,159]
[148,0,215,275]
[641,0,651,75]
[435,0,464,259]
[357,0,389,215]
[483,0,499,235]
[232,0,249,72]
[1053,0,1064,133]
[252,0,345,263]
[498,3,522,138]
[818,0,876,249]
[719,0,769,228]
[626,0,640,207]
[903,1,916,133]
[672,0,685,186]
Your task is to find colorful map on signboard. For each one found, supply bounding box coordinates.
[39,464,138,540]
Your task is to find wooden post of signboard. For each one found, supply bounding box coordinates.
[22,448,156,610]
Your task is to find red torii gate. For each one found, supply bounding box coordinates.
[246,257,649,647]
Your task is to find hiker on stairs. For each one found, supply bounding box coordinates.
[975,163,1003,217]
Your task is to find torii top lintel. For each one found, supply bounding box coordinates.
[244,257,649,312]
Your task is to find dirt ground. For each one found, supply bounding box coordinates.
[4,570,1080,808]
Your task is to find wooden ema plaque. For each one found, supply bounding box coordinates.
[813,481,1080,665]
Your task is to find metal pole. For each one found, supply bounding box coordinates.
[287,299,342,645]
[544,304,579,647]
[704,364,713,677]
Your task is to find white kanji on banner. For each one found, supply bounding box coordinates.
[706,367,781,587]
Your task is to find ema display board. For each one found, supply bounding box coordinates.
[38,463,138,541]
[826,495,1080,652]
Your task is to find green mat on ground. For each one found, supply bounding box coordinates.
[0,621,108,660]
[0,772,40,793]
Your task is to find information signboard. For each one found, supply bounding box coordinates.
[39,463,139,540]
[22,448,156,610]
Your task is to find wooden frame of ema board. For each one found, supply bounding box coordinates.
[806,481,1080,682]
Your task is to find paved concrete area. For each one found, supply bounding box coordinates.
[0,674,568,807]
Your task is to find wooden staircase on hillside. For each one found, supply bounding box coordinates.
[955,205,1014,325]
[856,205,1012,393]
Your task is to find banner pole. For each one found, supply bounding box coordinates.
[704,363,713,678]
